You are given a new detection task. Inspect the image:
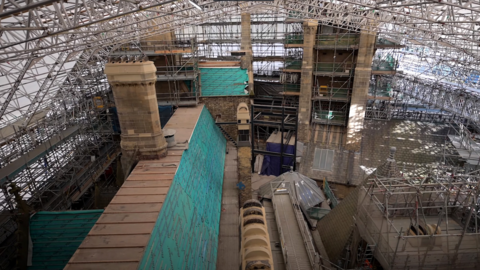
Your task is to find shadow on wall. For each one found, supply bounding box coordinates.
[301,120,455,186]
[360,120,454,169]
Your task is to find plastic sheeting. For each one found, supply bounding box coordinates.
[258,172,328,224]
[29,210,104,270]
[254,82,284,97]
[200,68,249,96]
[260,142,295,176]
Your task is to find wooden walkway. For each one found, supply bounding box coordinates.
[65,105,204,270]
[216,143,240,269]
[273,194,313,270]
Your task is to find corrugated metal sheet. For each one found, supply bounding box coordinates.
[29,210,103,270]
[200,67,249,96]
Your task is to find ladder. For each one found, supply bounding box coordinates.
[361,244,376,269]
[216,124,237,147]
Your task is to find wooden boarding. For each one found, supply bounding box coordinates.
[199,61,241,67]
[79,235,151,249]
[96,213,159,224]
[371,70,396,75]
[133,161,179,168]
[65,262,139,270]
[164,105,204,142]
[131,166,178,174]
[230,50,249,56]
[88,223,155,235]
[115,187,169,196]
[104,203,163,214]
[109,195,166,204]
[165,150,184,156]
[121,180,172,188]
[284,44,304,48]
[70,247,145,262]
[66,105,205,269]
[126,174,174,180]
[281,92,301,96]
[153,48,192,54]
[280,68,302,73]
[139,155,182,162]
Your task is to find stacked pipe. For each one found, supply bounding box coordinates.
[240,199,274,270]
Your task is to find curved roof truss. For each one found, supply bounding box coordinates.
[0,0,479,126]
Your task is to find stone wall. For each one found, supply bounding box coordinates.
[297,20,317,142]
[105,61,167,161]
[201,96,250,141]
[360,120,451,169]
[237,146,252,205]
[301,120,453,185]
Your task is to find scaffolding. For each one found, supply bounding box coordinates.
[371,52,398,75]
[365,42,402,121]
[312,30,357,127]
[177,13,288,79]
[250,103,298,173]
[355,164,480,269]
[0,49,119,269]
[395,74,480,132]
[0,1,479,269]
[111,39,200,107]
[446,122,480,172]
[365,75,395,121]
[281,22,303,96]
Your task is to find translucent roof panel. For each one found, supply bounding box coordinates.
[0,0,479,128]
[259,171,325,213]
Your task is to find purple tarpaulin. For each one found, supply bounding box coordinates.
[260,142,295,176]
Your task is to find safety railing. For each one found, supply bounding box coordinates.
[156,92,199,106]
[285,34,304,45]
[272,199,289,266]
[314,62,354,73]
[314,86,350,100]
[156,65,196,79]
[283,84,301,93]
[372,60,396,71]
[288,189,321,270]
[376,38,398,46]
[368,85,393,97]
[270,181,320,270]
[284,60,303,70]
[313,110,348,125]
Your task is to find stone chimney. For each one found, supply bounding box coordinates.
[105,60,167,160]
